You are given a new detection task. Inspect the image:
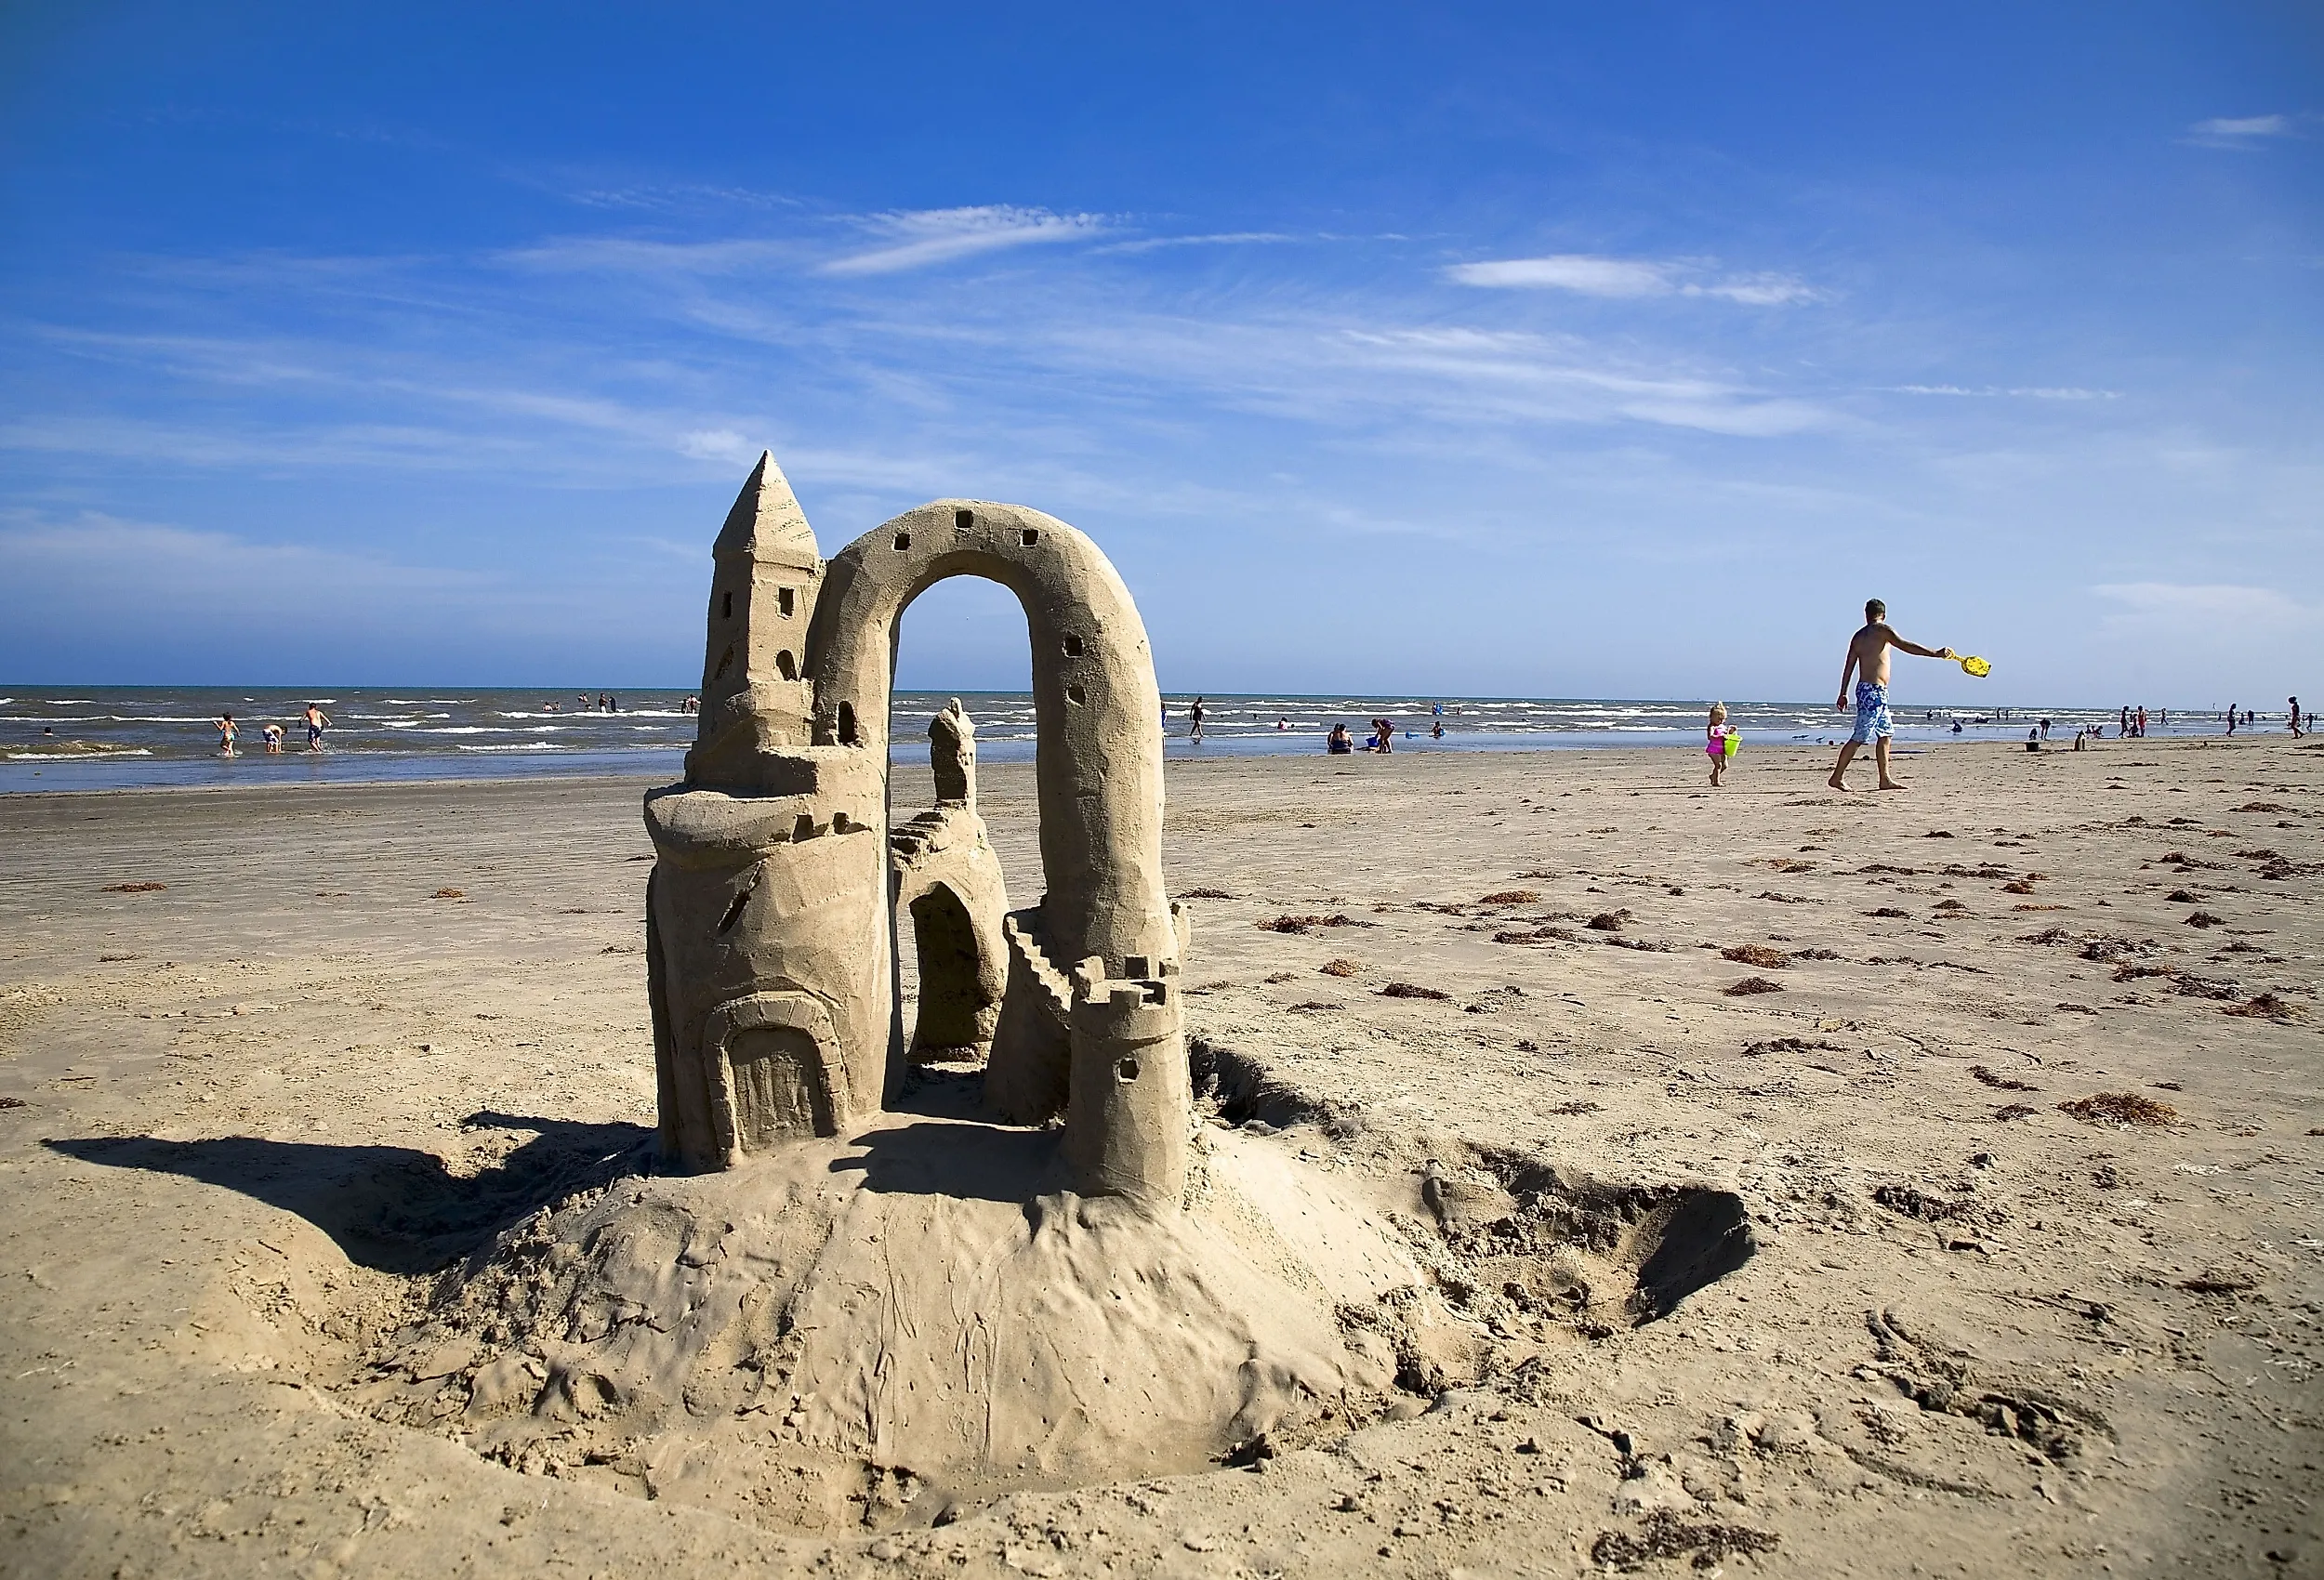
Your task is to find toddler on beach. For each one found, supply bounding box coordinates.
[1706,703,1733,786]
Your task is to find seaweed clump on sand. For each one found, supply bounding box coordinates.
[2225,994,2306,1023]
[2057,1092,2177,1127]
[1591,1511,1779,1571]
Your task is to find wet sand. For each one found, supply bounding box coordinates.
[2,734,2319,1576]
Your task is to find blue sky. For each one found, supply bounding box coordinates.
[2,2,2317,705]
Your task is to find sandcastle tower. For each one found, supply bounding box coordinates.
[644,454,1192,1207]
[890,701,1010,1063]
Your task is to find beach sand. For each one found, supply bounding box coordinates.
[2,735,2318,1576]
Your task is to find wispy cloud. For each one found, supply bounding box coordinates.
[1890,384,2119,401]
[2184,113,2300,149]
[1445,253,1823,305]
[820,205,1108,276]
[562,181,803,214]
[1089,231,1300,256]
[0,508,485,599]
[498,236,799,275]
[677,428,763,465]
[2093,582,2306,625]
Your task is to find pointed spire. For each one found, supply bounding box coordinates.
[712,450,819,567]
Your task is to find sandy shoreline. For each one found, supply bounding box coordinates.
[3,737,2319,1575]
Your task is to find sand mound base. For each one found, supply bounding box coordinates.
[310,1063,1753,1534]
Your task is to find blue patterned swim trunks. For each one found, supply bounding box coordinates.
[1849,680,1893,744]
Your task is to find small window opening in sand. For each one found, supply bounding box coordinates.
[954,508,973,531]
[777,586,794,618]
[793,813,815,841]
[1063,633,1084,657]
[1116,1054,1141,1082]
[838,702,858,744]
[776,650,798,681]
[1067,684,1087,705]
[893,533,912,551]
[721,590,733,620]
[1124,955,1149,980]
[1020,528,1039,546]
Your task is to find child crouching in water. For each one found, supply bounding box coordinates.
[1706,702,1733,786]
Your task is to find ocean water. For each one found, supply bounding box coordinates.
[0,686,2201,794]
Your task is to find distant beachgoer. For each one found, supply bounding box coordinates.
[1829,599,1955,792]
[578,694,592,712]
[262,722,284,755]
[2136,705,2147,737]
[1705,702,1732,786]
[304,704,331,752]
[1431,719,1445,739]
[2119,705,2130,737]
[2026,728,2040,753]
[1327,723,1353,754]
[1377,718,1394,754]
[1275,717,1287,731]
[609,695,620,713]
[2293,697,2305,738]
[1190,696,1205,743]
[2226,703,2237,735]
[217,712,238,756]
[2039,718,2051,740]
[1433,702,1443,717]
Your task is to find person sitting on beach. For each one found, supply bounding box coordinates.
[1829,598,1956,792]
[216,712,237,757]
[1431,718,1445,739]
[262,722,284,754]
[1327,722,1353,754]
[1706,702,1733,786]
[303,704,331,752]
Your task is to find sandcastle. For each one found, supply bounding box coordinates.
[291,454,1752,1527]
[643,452,1191,1207]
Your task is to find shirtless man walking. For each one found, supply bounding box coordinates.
[1829,598,1955,792]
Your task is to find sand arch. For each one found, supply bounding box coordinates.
[807,501,1174,981]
